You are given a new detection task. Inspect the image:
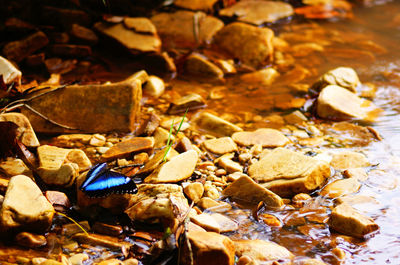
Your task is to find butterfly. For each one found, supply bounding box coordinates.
[79,163,138,197]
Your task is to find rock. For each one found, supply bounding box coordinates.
[203,137,238,155]
[40,260,64,265]
[22,73,142,133]
[330,151,370,170]
[123,17,156,34]
[66,149,92,171]
[70,24,98,45]
[123,258,139,265]
[223,175,283,207]
[136,113,160,136]
[143,75,165,98]
[237,256,259,265]
[184,182,204,203]
[329,203,379,238]
[193,112,242,137]
[234,239,294,264]
[68,253,89,265]
[129,69,149,85]
[343,167,368,181]
[0,112,39,147]
[168,93,206,115]
[232,128,289,147]
[102,137,154,161]
[153,127,174,148]
[214,59,236,74]
[197,197,232,212]
[184,53,224,80]
[292,193,312,208]
[180,231,235,265]
[15,232,47,248]
[41,6,91,28]
[73,233,132,250]
[296,259,328,265]
[190,213,221,232]
[320,178,361,198]
[175,136,194,153]
[203,182,221,199]
[145,150,198,183]
[94,20,161,53]
[213,22,274,69]
[97,260,124,265]
[316,85,381,122]
[3,31,49,63]
[0,56,21,88]
[50,44,91,58]
[174,0,219,11]
[313,67,360,92]
[219,1,294,25]
[249,148,331,197]
[0,175,54,233]
[284,110,308,125]
[4,17,35,32]
[218,156,243,173]
[45,191,71,211]
[0,158,32,178]
[62,221,90,237]
[240,68,279,86]
[335,194,379,207]
[92,222,123,237]
[210,213,238,233]
[151,10,223,50]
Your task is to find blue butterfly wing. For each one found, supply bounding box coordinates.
[80,163,108,190]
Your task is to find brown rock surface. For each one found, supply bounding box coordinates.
[102,137,154,161]
[203,137,238,155]
[193,112,243,137]
[3,31,49,62]
[213,22,274,68]
[70,24,98,45]
[223,175,283,207]
[320,178,361,198]
[15,232,47,248]
[240,68,280,86]
[0,175,54,233]
[184,53,224,80]
[22,74,142,133]
[0,112,39,147]
[232,128,289,147]
[174,0,219,11]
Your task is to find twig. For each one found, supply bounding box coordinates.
[23,104,77,130]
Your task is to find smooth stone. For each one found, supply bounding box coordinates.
[70,24,98,45]
[320,178,361,198]
[219,1,294,25]
[45,191,71,210]
[180,231,235,265]
[193,112,243,137]
[197,197,232,212]
[92,222,123,237]
[145,150,198,183]
[240,68,279,86]
[184,182,204,203]
[232,128,289,147]
[123,258,139,265]
[62,221,90,237]
[249,148,331,197]
[313,67,360,92]
[343,168,368,181]
[210,213,238,233]
[123,17,156,34]
[234,239,294,264]
[143,75,165,98]
[15,232,47,248]
[69,253,89,265]
[96,259,124,265]
[190,213,221,232]
[72,233,132,250]
[296,258,328,265]
[89,134,106,146]
[330,151,370,170]
[316,85,381,122]
[153,127,174,148]
[218,156,243,173]
[0,158,32,178]
[174,0,218,11]
[0,113,39,147]
[213,22,274,69]
[66,149,92,171]
[335,194,379,207]
[0,56,21,87]
[184,53,224,80]
[329,203,379,239]
[102,137,154,161]
[203,182,221,199]
[168,93,206,114]
[0,175,54,233]
[3,31,49,62]
[203,137,238,155]
[223,175,283,207]
[284,110,308,125]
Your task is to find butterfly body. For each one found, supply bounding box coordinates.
[80,163,138,197]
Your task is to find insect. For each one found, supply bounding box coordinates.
[80,163,138,197]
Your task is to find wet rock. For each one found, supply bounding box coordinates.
[37,145,78,187]
[175,136,194,153]
[219,1,293,25]
[316,85,380,122]
[184,53,224,80]
[292,193,312,208]
[62,221,90,237]
[223,175,283,207]
[73,233,132,250]
[168,93,206,114]
[0,112,40,147]
[343,167,368,181]
[203,137,238,155]
[296,258,328,265]
[193,112,243,137]
[145,150,198,183]
[151,11,224,50]
[213,22,274,69]
[174,0,219,11]
[15,232,47,248]
[313,67,360,92]
[136,113,160,136]
[214,59,236,74]
[232,128,289,148]
[0,158,32,178]
[3,31,49,63]
[330,151,370,170]
[320,178,361,198]
[123,17,156,34]
[190,213,221,232]
[0,56,21,88]
[143,75,165,98]
[40,260,64,265]
[184,182,204,203]
[181,231,235,265]
[22,73,142,133]
[234,239,294,264]
[218,155,243,173]
[197,197,232,212]
[45,191,71,211]
[240,68,279,86]
[123,258,139,265]
[336,194,379,207]
[284,110,308,125]
[102,137,154,161]
[70,24,98,45]
[68,253,89,265]
[97,259,124,265]
[249,148,331,197]
[210,213,238,233]
[95,19,161,53]
[92,222,123,237]
[0,175,54,233]
[203,182,221,199]
[50,44,92,58]
[153,127,174,148]
[329,203,379,238]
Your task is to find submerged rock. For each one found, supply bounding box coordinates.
[0,175,54,234]
[232,128,289,148]
[240,68,280,86]
[320,178,361,198]
[193,112,243,137]
[184,53,224,81]
[330,151,370,170]
[313,67,360,92]
[213,22,274,69]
